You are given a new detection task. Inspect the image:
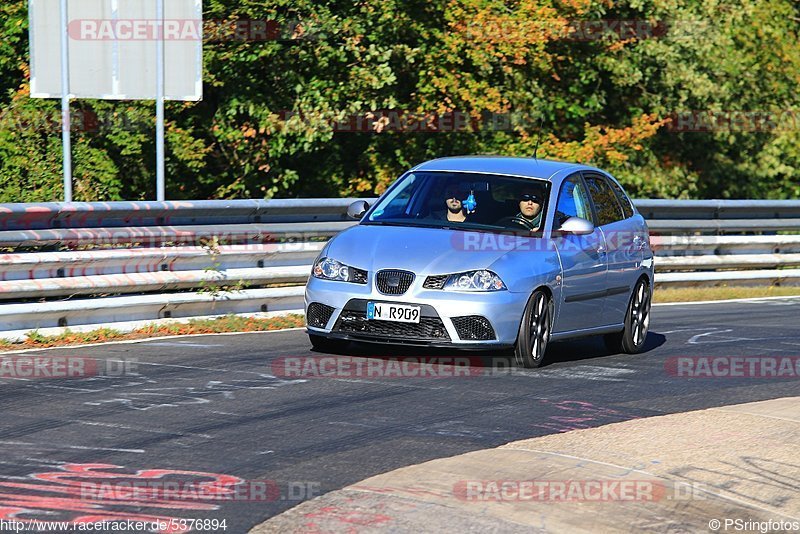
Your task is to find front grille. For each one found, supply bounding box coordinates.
[333,299,449,342]
[307,302,335,328]
[335,311,450,341]
[375,269,415,295]
[452,315,496,341]
[423,275,448,289]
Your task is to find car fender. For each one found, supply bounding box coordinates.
[488,246,563,326]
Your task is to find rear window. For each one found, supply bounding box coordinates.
[584,174,625,226]
[607,178,635,219]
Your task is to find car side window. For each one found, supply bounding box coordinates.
[584,174,624,226]
[555,175,594,227]
[607,178,634,219]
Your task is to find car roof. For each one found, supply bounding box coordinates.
[411,156,592,181]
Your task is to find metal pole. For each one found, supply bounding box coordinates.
[59,0,72,203]
[155,0,166,201]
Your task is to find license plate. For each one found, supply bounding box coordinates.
[366,302,421,323]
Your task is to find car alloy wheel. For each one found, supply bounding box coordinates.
[628,279,651,350]
[606,278,651,354]
[514,290,552,368]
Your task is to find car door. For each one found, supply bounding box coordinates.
[583,172,639,326]
[551,173,608,333]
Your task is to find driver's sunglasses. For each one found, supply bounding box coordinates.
[445,190,460,199]
[519,194,540,203]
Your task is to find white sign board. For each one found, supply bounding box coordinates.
[30,0,202,101]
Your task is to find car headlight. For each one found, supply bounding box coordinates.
[443,270,506,292]
[312,257,366,283]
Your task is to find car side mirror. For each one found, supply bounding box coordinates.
[557,216,594,236]
[347,200,370,220]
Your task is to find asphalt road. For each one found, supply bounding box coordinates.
[1,297,800,532]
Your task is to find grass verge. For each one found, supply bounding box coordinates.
[654,285,800,303]
[0,314,306,352]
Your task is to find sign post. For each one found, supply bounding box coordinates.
[155,0,165,201]
[59,0,72,202]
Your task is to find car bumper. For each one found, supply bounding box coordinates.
[305,277,529,347]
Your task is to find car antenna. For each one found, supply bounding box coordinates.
[532,116,545,160]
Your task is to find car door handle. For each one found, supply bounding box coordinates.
[596,245,606,255]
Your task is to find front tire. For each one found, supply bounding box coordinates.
[605,278,651,354]
[514,290,552,368]
[309,334,349,353]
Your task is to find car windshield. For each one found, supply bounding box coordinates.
[363,171,550,236]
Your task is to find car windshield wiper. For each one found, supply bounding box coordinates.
[361,220,409,227]
[363,220,442,229]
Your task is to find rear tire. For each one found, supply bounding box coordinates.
[309,334,349,353]
[514,290,552,368]
[605,278,651,354]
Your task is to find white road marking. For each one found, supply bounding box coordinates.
[84,392,212,411]
[687,329,798,346]
[654,295,800,307]
[659,327,724,335]
[319,377,446,389]
[135,361,231,372]
[62,444,146,454]
[530,366,638,381]
[135,361,306,382]
[73,420,213,439]
[0,459,64,470]
[146,342,226,348]
[756,346,797,353]
[0,440,145,454]
[687,329,758,344]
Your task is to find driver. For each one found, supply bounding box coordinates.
[501,189,543,231]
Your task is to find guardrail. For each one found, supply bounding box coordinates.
[0,198,798,338]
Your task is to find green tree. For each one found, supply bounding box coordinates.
[0,0,797,201]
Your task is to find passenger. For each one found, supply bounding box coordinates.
[434,185,468,223]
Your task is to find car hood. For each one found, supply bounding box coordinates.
[323,224,531,275]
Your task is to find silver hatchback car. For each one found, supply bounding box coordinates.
[305,156,654,367]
